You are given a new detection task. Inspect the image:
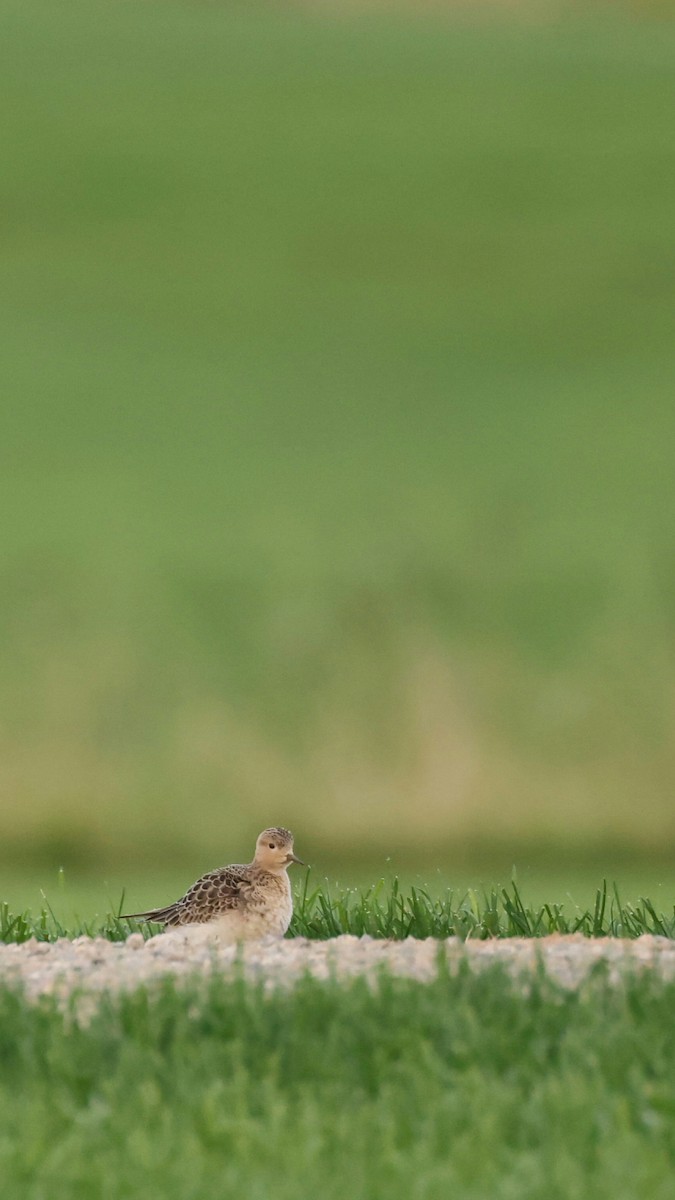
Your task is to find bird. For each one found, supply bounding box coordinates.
[121,827,304,942]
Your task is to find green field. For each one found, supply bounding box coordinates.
[2,0,675,879]
[3,967,675,1199]
[4,859,675,936]
[4,876,675,942]
[3,7,675,1195]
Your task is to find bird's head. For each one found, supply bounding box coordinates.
[254,827,304,874]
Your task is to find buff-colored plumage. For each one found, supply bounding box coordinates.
[122,827,303,942]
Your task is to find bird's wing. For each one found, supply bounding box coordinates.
[121,864,250,927]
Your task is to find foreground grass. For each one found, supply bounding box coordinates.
[2,967,675,1199]
[3,877,675,943]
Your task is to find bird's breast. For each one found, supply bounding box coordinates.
[243,873,293,937]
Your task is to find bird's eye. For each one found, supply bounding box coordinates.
[268,842,275,849]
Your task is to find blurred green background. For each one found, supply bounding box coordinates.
[2,0,675,918]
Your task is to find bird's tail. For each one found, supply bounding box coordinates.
[120,904,181,926]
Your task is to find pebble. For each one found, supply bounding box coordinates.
[1,933,675,1013]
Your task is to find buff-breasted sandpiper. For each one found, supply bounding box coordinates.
[122,827,304,941]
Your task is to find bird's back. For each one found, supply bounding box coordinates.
[122,863,251,927]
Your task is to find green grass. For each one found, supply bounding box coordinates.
[3,965,675,1198]
[3,876,675,943]
[1,0,675,870]
[5,859,675,931]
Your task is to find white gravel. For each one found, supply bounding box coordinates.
[2,931,675,1014]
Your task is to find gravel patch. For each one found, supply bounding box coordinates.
[2,931,675,1013]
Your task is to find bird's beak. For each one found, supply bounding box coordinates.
[286,852,304,865]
